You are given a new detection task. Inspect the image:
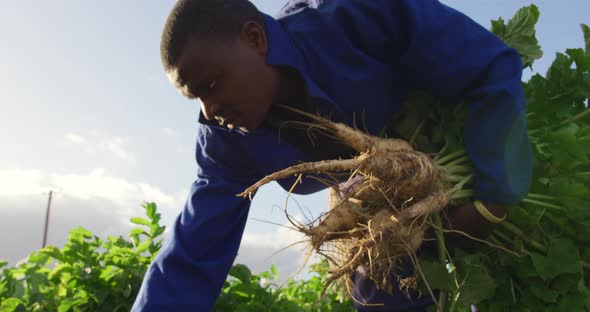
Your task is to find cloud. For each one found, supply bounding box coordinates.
[63,132,137,165]
[160,128,180,138]
[0,169,45,197]
[0,168,185,265]
[0,168,182,210]
[102,137,137,165]
[159,127,194,154]
[64,133,88,145]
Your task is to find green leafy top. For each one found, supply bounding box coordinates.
[491,4,543,68]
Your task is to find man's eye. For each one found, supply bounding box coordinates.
[200,80,216,93]
[188,80,217,98]
[195,80,217,96]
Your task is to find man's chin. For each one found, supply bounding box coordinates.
[239,118,268,133]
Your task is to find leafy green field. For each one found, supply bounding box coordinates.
[0,203,355,312]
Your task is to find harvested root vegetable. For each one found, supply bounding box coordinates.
[239,111,467,302]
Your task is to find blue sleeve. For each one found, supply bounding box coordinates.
[132,130,256,311]
[332,0,533,204]
[392,0,533,204]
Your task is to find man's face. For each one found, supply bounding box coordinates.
[167,22,278,132]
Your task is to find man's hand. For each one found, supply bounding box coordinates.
[443,201,507,249]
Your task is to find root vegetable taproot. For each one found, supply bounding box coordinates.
[401,190,451,220]
[304,199,367,249]
[239,150,440,200]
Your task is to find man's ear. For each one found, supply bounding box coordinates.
[239,21,268,56]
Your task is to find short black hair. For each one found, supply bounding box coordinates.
[160,0,264,71]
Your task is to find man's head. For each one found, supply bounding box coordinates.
[161,0,278,131]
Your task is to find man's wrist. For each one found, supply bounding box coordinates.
[444,200,507,247]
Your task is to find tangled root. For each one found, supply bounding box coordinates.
[239,113,454,303]
[319,193,445,297]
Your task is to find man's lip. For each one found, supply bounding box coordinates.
[222,117,240,129]
[213,115,246,130]
[214,116,232,126]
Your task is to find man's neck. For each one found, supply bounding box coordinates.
[264,66,356,161]
[273,66,307,109]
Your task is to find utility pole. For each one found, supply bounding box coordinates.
[42,190,53,248]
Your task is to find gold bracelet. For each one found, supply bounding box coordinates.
[473,200,506,223]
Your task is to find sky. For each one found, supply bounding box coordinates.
[0,0,588,281]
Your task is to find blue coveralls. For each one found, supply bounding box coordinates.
[132,0,532,310]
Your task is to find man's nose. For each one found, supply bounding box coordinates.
[200,100,222,121]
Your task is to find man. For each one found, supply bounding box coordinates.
[132,0,532,310]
